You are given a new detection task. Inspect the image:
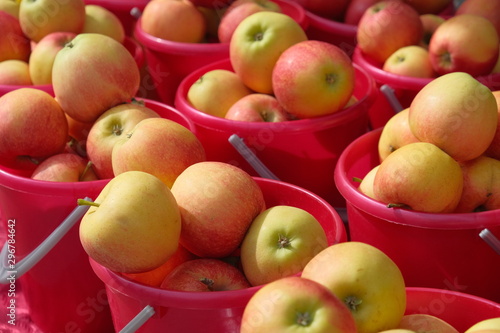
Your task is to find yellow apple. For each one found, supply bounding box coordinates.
[383,45,436,78]
[82,4,125,43]
[0,0,20,18]
[357,164,379,199]
[0,59,31,85]
[465,317,500,333]
[378,108,420,161]
[397,314,459,333]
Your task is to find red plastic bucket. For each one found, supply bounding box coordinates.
[352,47,500,129]
[89,176,347,332]
[0,36,145,99]
[334,127,500,303]
[133,0,309,105]
[0,100,195,333]
[174,58,378,208]
[405,287,500,332]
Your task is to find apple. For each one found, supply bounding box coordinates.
[344,0,381,26]
[224,93,289,122]
[428,14,499,77]
[140,0,206,43]
[217,0,280,44]
[453,155,500,213]
[402,0,453,14]
[378,108,420,161]
[383,45,436,78]
[170,161,266,258]
[493,48,500,73]
[0,10,31,62]
[52,33,141,123]
[240,276,357,333]
[378,330,415,333]
[28,31,77,85]
[79,170,182,273]
[357,0,423,64]
[397,314,459,333]
[0,59,32,85]
[465,317,500,333]
[160,258,251,291]
[65,111,93,147]
[123,244,197,287]
[187,69,253,118]
[373,141,464,213]
[0,88,68,170]
[86,101,161,180]
[272,40,355,119]
[0,0,20,18]
[31,152,98,182]
[456,0,500,37]
[197,5,224,42]
[240,205,329,286]
[301,242,407,333]
[409,72,498,162]
[18,0,85,42]
[419,13,445,49]
[230,11,308,94]
[485,90,500,159]
[356,164,379,200]
[82,4,125,43]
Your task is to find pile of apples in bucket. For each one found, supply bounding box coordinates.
[0,0,127,86]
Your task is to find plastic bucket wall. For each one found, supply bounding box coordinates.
[334,128,500,303]
[352,47,500,129]
[405,287,500,332]
[89,176,347,332]
[133,0,309,106]
[174,58,377,208]
[0,36,145,99]
[0,100,195,333]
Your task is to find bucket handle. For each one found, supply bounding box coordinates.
[119,305,156,333]
[479,228,500,255]
[380,84,404,113]
[0,197,91,283]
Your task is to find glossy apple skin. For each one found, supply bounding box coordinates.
[377,108,420,161]
[31,153,98,182]
[224,93,289,122]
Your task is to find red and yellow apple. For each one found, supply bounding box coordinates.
[0,10,31,62]
[0,59,32,85]
[31,153,98,182]
[82,4,125,43]
[383,45,436,78]
[378,108,420,161]
[224,93,289,122]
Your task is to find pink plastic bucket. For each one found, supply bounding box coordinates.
[352,47,500,129]
[334,127,500,303]
[0,100,195,333]
[174,58,378,208]
[0,36,145,99]
[89,176,347,332]
[405,287,500,332]
[133,0,309,105]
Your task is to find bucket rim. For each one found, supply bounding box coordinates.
[305,10,357,35]
[334,128,500,230]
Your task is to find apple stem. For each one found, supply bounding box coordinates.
[344,295,363,312]
[77,199,100,207]
[130,97,145,106]
[387,203,410,209]
[199,277,215,291]
[352,177,363,183]
[79,160,94,181]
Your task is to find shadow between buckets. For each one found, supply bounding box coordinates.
[334,127,500,303]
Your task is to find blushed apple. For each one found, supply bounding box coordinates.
[485,90,500,159]
[240,276,357,333]
[31,153,98,182]
[230,11,308,94]
[0,10,31,62]
[378,108,420,161]
[0,59,32,85]
[170,161,266,258]
[456,0,500,37]
[79,170,182,273]
[272,40,355,118]
[82,4,125,43]
[52,33,141,123]
[240,205,329,286]
[419,13,445,49]
[187,69,253,118]
[111,117,206,188]
[428,14,499,76]
[373,141,464,213]
[383,45,435,78]
[301,242,407,333]
[65,112,93,148]
[397,314,459,333]
[224,93,289,122]
[19,0,85,42]
[160,258,251,291]
[344,0,380,26]
[357,0,423,64]
[409,72,498,162]
[28,31,77,85]
[86,101,161,179]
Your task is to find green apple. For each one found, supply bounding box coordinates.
[79,170,182,273]
[240,276,357,333]
[240,205,329,286]
[229,11,307,94]
[301,242,407,333]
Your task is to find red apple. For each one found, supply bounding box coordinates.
[0,88,68,170]
[272,40,355,118]
[170,161,266,258]
[428,14,499,76]
[0,59,32,85]
[0,11,31,62]
[456,0,500,37]
[52,33,141,123]
[357,0,424,64]
[31,153,98,182]
[344,0,381,26]
[224,93,289,122]
[160,258,251,291]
